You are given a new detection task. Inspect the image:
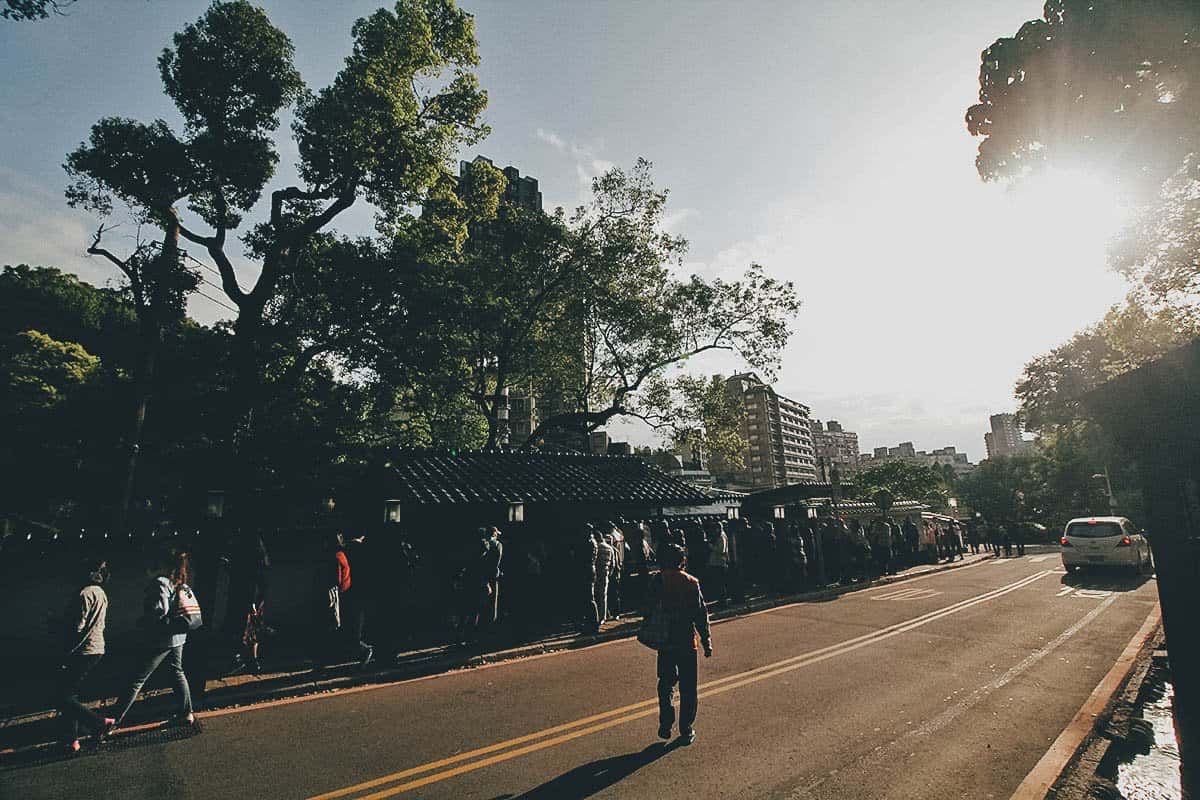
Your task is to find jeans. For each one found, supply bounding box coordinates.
[657,648,698,734]
[57,654,107,742]
[112,645,192,724]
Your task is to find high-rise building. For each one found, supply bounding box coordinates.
[985,413,1032,459]
[812,419,860,480]
[712,373,817,489]
[857,442,976,477]
[459,156,543,212]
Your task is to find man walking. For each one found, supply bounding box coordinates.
[648,545,712,746]
[591,527,615,632]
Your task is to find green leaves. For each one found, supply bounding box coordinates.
[1,330,99,412]
[968,1,1200,193]
[65,118,190,220]
[856,461,949,510]
[294,0,487,216]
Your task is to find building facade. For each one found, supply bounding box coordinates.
[857,442,976,477]
[984,413,1032,459]
[713,373,817,489]
[459,155,543,212]
[812,419,860,480]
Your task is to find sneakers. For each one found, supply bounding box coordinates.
[66,739,81,755]
[657,723,673,740]
[360,646,375,667]
[679,728,696,746]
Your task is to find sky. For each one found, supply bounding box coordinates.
[0,1,1133,461]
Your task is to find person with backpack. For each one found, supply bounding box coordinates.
[110,549,200,728]
[57,557,115,753]
[639,544,711,746]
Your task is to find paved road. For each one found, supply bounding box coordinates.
[1,556,1159,800]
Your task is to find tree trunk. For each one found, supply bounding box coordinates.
[114,225,175,535]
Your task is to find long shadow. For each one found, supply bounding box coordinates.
[490,741,678,800]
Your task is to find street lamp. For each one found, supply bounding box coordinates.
[205,490,225,520]
[1092,469,1118,513]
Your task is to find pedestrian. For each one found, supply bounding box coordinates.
[606,521,626,618]
[902,517,920,566]
[705,519,729,601]
[1014,524,1027,557]
[592,527,615,631]
[786,521,808,590]
[56,558,115,753]
[480,526,503,626]
[110,549,199,728]
[644,544,712,746]
[1000,524,1013,557]
[229,533,271,675]
[869,517,893,576]
[967,523,981,555]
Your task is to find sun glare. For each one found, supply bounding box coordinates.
[1011,168,1132,242]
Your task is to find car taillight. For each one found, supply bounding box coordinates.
[1117,536,1132,547]
[1060,537,1072,547]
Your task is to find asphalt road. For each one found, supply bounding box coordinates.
[0,555,1159,800]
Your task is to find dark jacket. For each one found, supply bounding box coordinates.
[648,568,711,652]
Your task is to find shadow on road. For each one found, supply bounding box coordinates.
[1060,571,1153,592]
[488,741,678,800]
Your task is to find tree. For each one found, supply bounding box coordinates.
[1016,298,1199,432]
[3,0,75,20]
[967,2,1200,320]
[517,162,799,448]
[966,0,1200,193]
[855,461,949,510]
[0,330,99,412]
[64,0,489,492]
[664,375,747,472]
[956,456,1036,527]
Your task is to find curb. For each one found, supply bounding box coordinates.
[1009,604,1162,799]
[0,552,993,758]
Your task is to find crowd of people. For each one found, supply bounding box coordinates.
[48,510,1027,753]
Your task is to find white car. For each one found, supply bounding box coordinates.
[1060,516,1152,574]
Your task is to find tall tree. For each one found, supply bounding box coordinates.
[967,1,1200,320]
[966,0,1200,193]
[64,0,489,495]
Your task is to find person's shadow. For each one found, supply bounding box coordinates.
[490,741,679,800]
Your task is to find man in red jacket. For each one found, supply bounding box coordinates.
[649,544,712,745]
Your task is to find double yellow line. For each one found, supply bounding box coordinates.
[310,569,1055,800]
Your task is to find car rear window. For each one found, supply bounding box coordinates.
[1065,522,1123,539]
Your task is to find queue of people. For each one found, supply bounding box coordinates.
[48,510,988,753]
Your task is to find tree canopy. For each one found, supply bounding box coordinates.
[854,461,949,510]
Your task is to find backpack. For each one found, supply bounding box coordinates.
[171,583,203,632]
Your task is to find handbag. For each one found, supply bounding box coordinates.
[636,602,671,650]
[171,583,203,632]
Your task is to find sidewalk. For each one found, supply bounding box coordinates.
[0,550,997,759]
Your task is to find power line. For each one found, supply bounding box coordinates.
[193,288,238,314]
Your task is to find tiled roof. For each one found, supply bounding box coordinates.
[383,451,711,506]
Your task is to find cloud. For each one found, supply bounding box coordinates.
[535,127,566,152]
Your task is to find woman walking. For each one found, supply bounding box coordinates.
[57,557,116,753]
[110,550,198,727]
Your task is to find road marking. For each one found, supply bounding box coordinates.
[1010,605,1161,799]
[1057,587,1075,597]
[870,587,942,601]
[308,569,1056,800]
[1075,589,1113,600]
[786,595,1123,799]
[1028,556,1052,563]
